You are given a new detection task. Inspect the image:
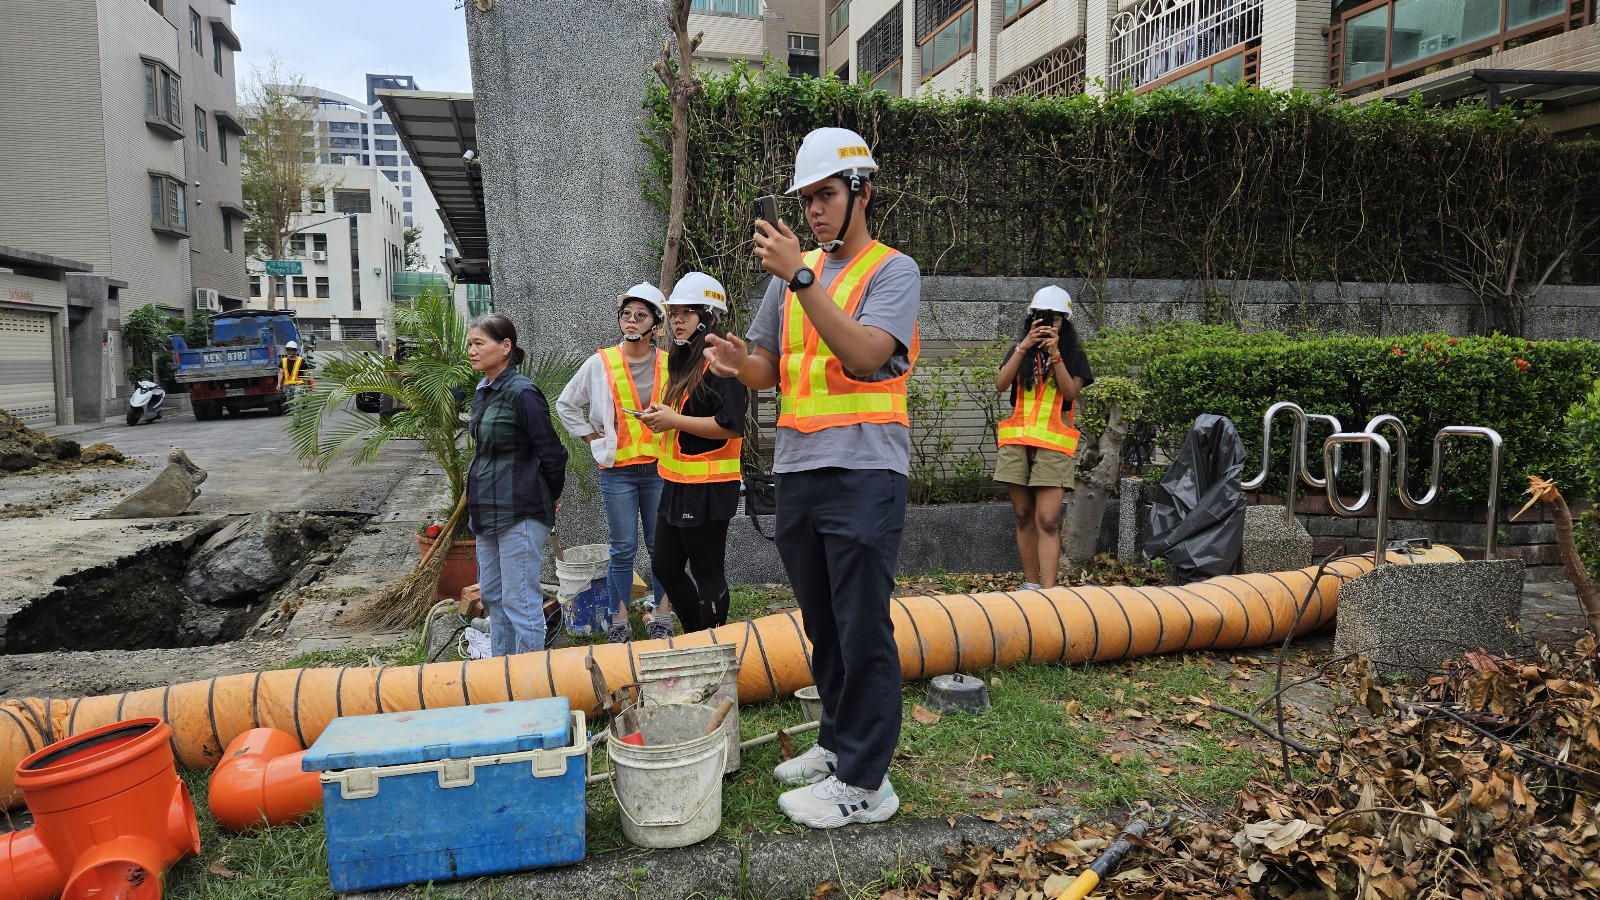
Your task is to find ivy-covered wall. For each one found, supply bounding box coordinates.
[647,69,1600,336]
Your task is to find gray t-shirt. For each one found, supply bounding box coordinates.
[746,250,921,475]
[627,352,657,405]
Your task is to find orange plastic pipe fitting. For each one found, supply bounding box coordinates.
[207,728,321,832]
[2,556,1390,810]
[0,717,199,900]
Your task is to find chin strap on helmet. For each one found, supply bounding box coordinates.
[671,309,712,346]
[818,173,864,253]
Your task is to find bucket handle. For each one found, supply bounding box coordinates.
[608,757,720,829]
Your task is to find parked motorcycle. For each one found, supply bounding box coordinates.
[126,380,167,426]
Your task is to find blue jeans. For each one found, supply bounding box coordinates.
[476,517,552,656]
[599,464,665,614]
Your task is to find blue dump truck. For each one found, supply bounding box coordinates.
[171,310,305,420]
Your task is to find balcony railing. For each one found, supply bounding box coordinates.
[1108,0,1263,92]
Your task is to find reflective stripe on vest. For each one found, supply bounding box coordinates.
[282,356,303,384]
[997,369,1080,455]
[600,346,667,468]
[778,242,919,433]
[656,363,743,484]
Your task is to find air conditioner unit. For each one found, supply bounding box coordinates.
[194,288,220,312]
[310,200,327,213]
[311,250,328,262]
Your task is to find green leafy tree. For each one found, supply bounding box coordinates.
[402,225,426,270]
[241,58,337,309]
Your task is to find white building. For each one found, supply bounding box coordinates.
[828,0,1598,135]
[246,167,407,345]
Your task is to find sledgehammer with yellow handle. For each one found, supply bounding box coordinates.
[1057,811,1167,899]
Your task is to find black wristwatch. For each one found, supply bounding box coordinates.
[788,267,816,293]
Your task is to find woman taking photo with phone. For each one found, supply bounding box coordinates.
[556,285,676,642]
[466,313,567,655]
[637,272,746,633]
[994,286,1094,591]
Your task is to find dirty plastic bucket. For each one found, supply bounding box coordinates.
[607,704,724,849]
[637,643,741,773]
[555,544,611,635]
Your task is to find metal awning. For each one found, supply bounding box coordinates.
[375,89,490,284]
[207,17,242,51]
[219,200,250,220]
[1384,68,1600,111]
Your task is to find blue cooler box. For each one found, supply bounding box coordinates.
[301,697,588,893]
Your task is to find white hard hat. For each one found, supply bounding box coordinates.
[284,340,300,350]
[786,127,879,194]
[665,272,728,315]
[1028,286,1073,318]
[616,283,667,320]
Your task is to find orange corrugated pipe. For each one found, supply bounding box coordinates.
[206,728,323,833]
[0,555,1389,810]
[0,717,199,900]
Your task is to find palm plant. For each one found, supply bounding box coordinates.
[286,284,591,536]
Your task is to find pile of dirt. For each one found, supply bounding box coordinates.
[0,409,124,473]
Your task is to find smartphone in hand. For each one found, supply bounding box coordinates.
[621,408,645,417]
[753,194,779,227]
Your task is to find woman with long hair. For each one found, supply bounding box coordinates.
[465,313,568,655]
[637,272,746,633]
[556,285,676,643]
[993,286,1094,590]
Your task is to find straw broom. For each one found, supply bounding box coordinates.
[348,490,470,630]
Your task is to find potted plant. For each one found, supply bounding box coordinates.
[286,284,588,606]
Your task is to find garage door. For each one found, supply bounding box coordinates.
[0,308,55,426]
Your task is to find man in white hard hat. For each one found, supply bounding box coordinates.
[556,284,675,642]
[705,126,920,828]
[276,340,311,394]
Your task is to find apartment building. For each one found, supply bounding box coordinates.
[689,0,826,76]
[827,0,1597,133]
[245,167,407,346]
[290,78,453,274]
[0,0,247,421]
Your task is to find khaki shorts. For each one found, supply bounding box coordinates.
[994,444,1077,489]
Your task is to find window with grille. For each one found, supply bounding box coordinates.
[143,60,182,133]
[1108,0,1263,92]
[919,4,974,77]
[994,38,1087,97]
[916,0,968,41]
[148,174,187,234]
[690,0,761,14]
[858,4,904,82]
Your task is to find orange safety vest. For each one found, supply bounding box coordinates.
[778,242,919,433]
[281,356,304,385]
[656,363,742,484]
[997,364,1080,456]
[599,345,667,468]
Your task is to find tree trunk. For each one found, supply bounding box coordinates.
[1062,401,1130,571]
[1541,487,1600,635]
[654,0,699,297]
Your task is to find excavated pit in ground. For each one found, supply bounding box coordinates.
[0,511,369,654]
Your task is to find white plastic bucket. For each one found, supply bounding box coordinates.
[637,643,741,773]
[555,544,611,635]
[607,704,725,848]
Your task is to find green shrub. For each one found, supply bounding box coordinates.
[1566,379,1600,580]
[1142,334,1600,506]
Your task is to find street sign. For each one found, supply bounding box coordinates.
[264,260,302,276]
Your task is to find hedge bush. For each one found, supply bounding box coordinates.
[1142,334,1600,507]
[1566,380,1600,581]
[647,69,1600,334]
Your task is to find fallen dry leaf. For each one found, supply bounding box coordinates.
[912,704,942,725]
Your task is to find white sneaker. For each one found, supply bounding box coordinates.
[778,775,899,829]
[772,743,838,786]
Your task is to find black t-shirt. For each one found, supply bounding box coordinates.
[1000,341,1095,413]
[659,370,748,526]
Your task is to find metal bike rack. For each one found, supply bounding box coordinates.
[1241,401,1344,526]
[1322,432,1395,565]
[1363,415,1504,559]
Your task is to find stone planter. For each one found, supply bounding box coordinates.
[415,534,477,601]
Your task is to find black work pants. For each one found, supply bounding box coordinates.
[776,467,907,789]
[652,516,731,633]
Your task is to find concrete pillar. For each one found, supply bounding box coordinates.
[464,0,670,357]
[66,274,112,424]
[1083,0,1115,93]
[1258,0,1332,90]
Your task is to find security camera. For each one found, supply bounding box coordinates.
[462,149,477,162]
[373,267,382,276]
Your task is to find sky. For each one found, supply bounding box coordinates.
[235,0,473,102]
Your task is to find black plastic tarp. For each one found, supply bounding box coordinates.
[1145,414,1247,585]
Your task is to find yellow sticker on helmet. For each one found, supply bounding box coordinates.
[704,289,725,302]
[836,145,870,159]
